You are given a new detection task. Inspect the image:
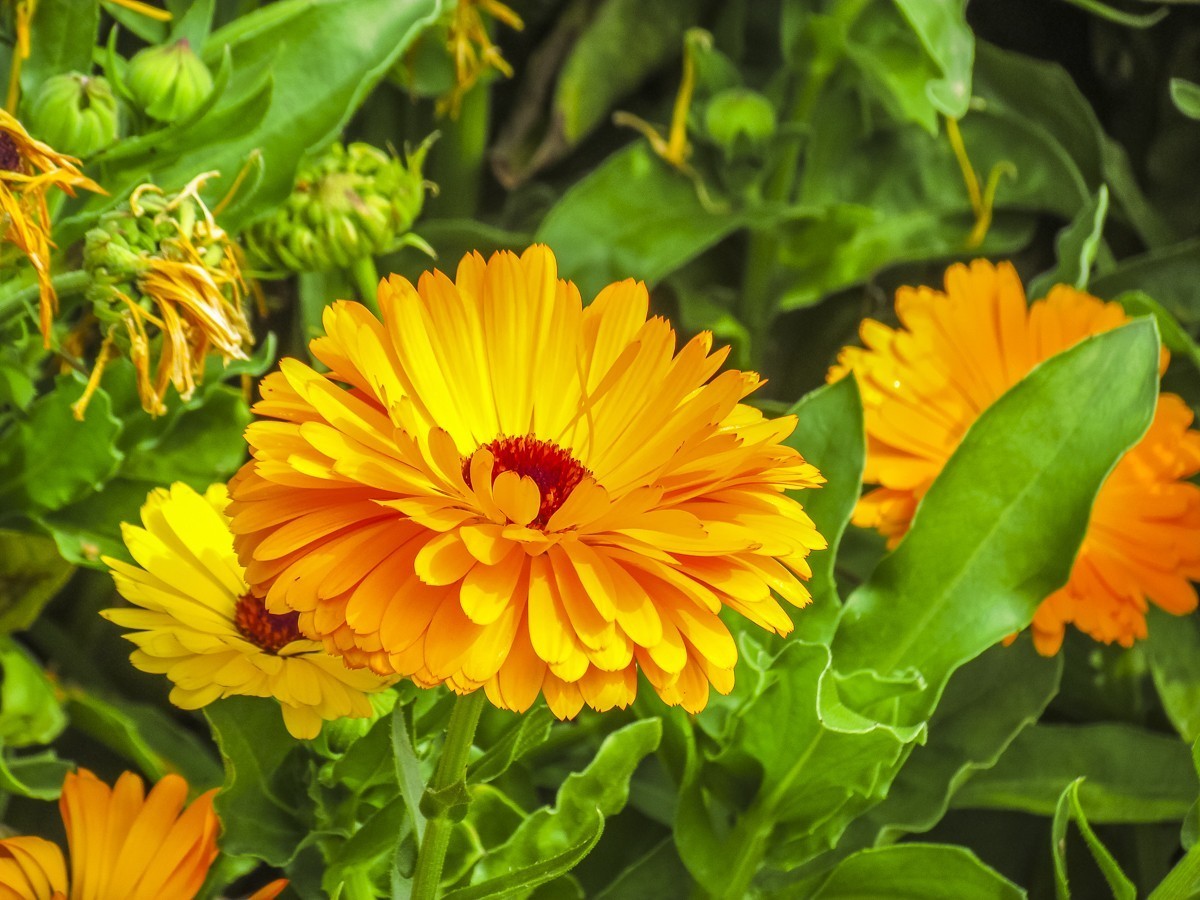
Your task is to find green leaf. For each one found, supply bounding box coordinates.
[832,320,1161,716]
[1027,186,1109,299]
[1051,778,1136,900]
[0,638,66,747]
[892,0,972,118]
[1170,78,1200,120]
[468,706,554,785]
[953,723,1198,823]
[392,704,428,842]
[836,639,1062,852]
[1092,238,1200,327]
[0,747,72,800]
[21,0,100,92]
[1117,291,1200,372]
[466,719,661,890]
[0,530,73,636]
[593,838,691,900]
[63,689,223,789]
[785,378,866,643]
[535,143,749,300]
[805,844,1024,899]
[1146,609,1200,742]
[0,375,123,518]
[323,796,411,899]
[205,696,311,866]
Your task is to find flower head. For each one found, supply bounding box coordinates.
[102,482,395,740]
[829,259,1200,654]
[0,110,102,346]
[0,768,219,899]
[79,172,253,418]
[228,245,825,719]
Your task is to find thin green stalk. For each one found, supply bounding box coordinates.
[431,83,489,219]
[0,270,90,322]
[349,255,382,317]
[410,690,487,900]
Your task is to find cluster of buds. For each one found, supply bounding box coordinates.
[244,138,434,273]
[79,173,253,418]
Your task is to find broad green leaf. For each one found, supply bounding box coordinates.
[21,0,100,92]
[803,844,1024,900]
[832,320,1160,715]
[785,378,866,643]
[0,375,123,517]
[323,796,411,899]
[1051,778,1136,900]
[0,747,72,800]
[1149,838,1200,900]
[1170,78,1200,120]
[468,706,554,784]
[835,639,1061,854]
[205,696,311,866]
[535,143,749,300]
[1027,186,1109,299]
[64,689,223,789]
[891,0,973,118]
[1092,240,1200,326]
[466,719,661,890]
[953,723,1197,823]
[0,531,73,636]
[1146,609,1200,742]
[0,638,66,747]
[593,838,690,900]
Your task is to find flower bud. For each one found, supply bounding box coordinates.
[704,88,777,154]
[25,73,120,157]
[245,137,435,273]
[126,40,213,123]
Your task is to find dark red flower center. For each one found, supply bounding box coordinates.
[0,133,21,172]
[234,593,301,654]
[464,434,592,529]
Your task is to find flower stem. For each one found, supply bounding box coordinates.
[410,690,487,900]
[0,270,91,323]
[349,256,382,317]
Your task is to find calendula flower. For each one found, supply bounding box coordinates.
[0,768,227,900]
[79,172,254,418]
[102,482,395,740]
[440,0,524,117]
[829,259,1200,654]
[228,245,825,719]
[0,110,102,346]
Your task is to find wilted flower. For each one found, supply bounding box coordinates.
[440,0,524,116]
[0,768,226,899]
[245,139,434,273]
[79,172,253,418]
[102,482,396,740]
[829,259,1200,654]
[228,245,825,719]
[0,109,102,346]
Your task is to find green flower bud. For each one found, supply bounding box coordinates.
[245,137,436,273]
[704,88,777,153]
[126,39,214,123]
[25,73,120,157]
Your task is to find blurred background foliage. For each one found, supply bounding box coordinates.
[1,0,1200,897]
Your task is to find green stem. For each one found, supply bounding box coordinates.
[737,0,872,365]
[0,270,91,321]
[348,256,382,317]
[410,690,487,900]
[431,82,489,219]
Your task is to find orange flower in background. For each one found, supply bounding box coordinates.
[0,768,220,899]
[0,110,102,346]
[829,259,1200,654]
[229,245,825,718]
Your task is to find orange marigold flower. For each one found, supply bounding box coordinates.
[0,110,102,347]
[829,259,1200,654]
[0,768,219,899]
[228,245,826,718]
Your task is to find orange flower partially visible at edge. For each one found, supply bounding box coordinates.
[829,259,1200,654]
[228,245,826,719]
[0,768,224,900]
[0,110,102,347]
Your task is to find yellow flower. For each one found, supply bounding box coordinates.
[440,0,523,117]
[227,245,826,719]
[829,259,1200,654]
[102,482,395,740]
[0,768,221,900]
[0,110,102,346]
